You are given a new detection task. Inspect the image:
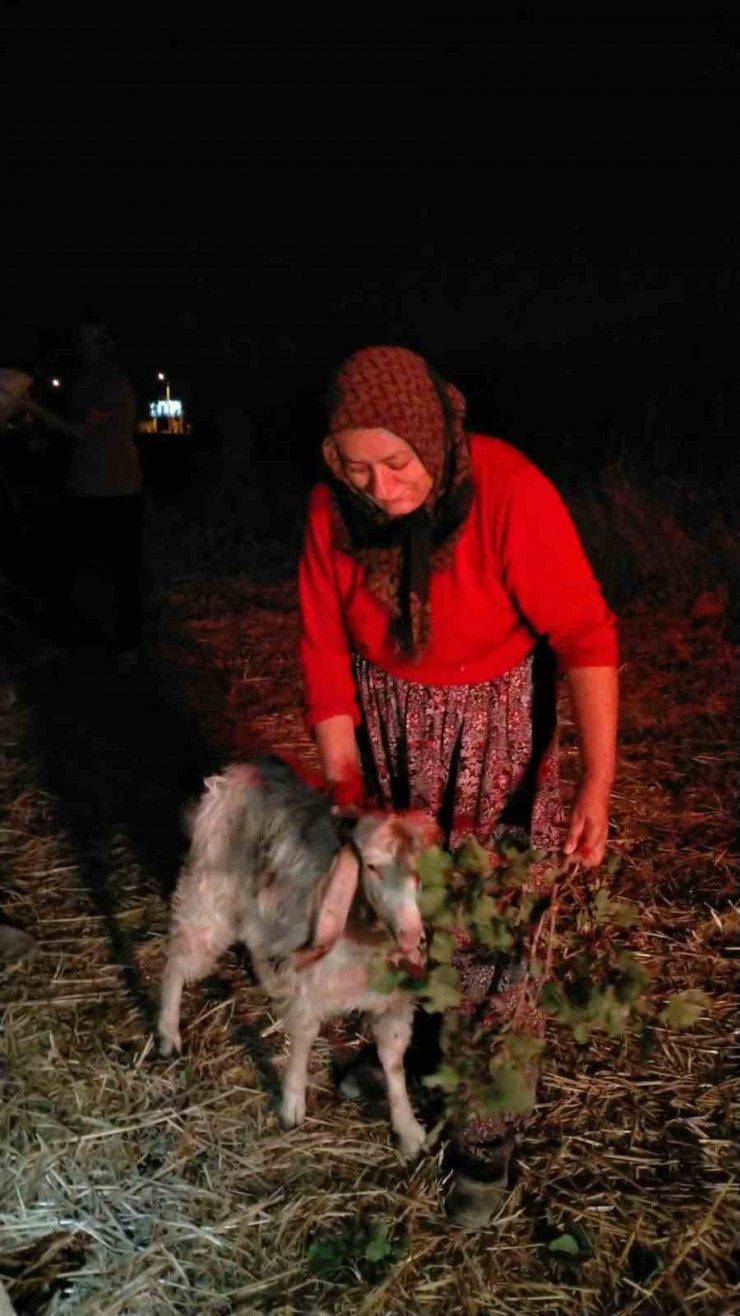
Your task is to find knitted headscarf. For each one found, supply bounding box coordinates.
[322,346,473,657]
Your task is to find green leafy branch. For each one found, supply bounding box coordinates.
[368,839,710,1121]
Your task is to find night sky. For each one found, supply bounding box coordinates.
[3,3,740,489]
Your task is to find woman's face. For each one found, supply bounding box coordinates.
[335,428,433,517]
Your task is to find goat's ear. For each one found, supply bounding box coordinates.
[386,817,414,862]
[314,847,360,948]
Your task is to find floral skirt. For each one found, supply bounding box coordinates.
[353,647,564,1165]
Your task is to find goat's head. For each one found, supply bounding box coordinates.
[353,811,441,955]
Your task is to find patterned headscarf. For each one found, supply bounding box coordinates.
[322,346,473,656]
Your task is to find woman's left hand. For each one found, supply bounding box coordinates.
[563,666,618,870]
[562,779,611,868]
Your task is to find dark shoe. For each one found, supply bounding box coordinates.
[444,1136,515,1230]
[444,1170,510,1229]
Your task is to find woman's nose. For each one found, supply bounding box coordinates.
[370,465,394,499]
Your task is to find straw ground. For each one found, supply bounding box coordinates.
[1,545,737,1313]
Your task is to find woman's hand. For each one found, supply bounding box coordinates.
[313,714,364,808]
[563,666,618,869]
[563,778,611,867]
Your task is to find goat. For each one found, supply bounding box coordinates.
[158,756,436,1157]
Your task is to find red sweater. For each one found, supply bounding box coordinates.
[299,435,618,730]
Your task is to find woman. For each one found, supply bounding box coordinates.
[298,345,618,1226]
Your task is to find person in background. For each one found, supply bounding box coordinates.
[298,345,619,1227]
[21,321,144,668]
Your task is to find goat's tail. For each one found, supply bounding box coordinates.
[188,765,259,873]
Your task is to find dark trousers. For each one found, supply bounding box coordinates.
[57,493,144,652]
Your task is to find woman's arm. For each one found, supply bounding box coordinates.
[298,487,363,789]
[563,665,619,867]
[495,462,619,866]
[313,714,363,805]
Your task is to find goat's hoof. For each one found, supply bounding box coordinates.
[397,1119,427,1160]
[279,1092,306,1129]
[158,1031,182,1058]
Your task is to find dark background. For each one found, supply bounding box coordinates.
[2,2,740,507]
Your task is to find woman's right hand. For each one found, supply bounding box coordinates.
[330,775,364,809]
[314,714,364,808]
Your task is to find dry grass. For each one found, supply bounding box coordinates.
[0,554,738,1314]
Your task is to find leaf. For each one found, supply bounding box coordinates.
[540,981,567,1018]
[474,921,496,949]
[367,961,403,994]
[429,930,456,963]
[431,905,457,929]
[548,1232,581,1257]
[501,840,528,861]
[572,1022,591,1044]
[612,900,639,929]
[473,921,501,949]
[471,893,500,923]
[364,1222,392,1261]
[422,964,461,1012]
[365,1237,391,1261]
[513,892,537,925]
[422,1063,462,1093]
[453,837,492,876]
[593,887,612,921]
[502,1032,545,1064]
[592,886,638,929]
[307,1238,345,1277]
[418,846,454,887]
[529,956,544,979]
[615,951,650,1001]
[603,996,630,1037]
[606,850,622,875]
[482,1060,536,1115]
[418,885,449,919]
[477,917,514,952]
[659,989,709,1030]
[499,863,527,889]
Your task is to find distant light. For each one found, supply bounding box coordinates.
[51,378,61,388]
[157,372,166,380]
[149,398,183,418]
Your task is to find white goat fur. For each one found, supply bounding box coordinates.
[158,759,431,1157]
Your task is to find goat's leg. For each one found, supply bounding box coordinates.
[280,1012,320,1129]
[371,1004,426,1158]
[158,897,235,1056]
